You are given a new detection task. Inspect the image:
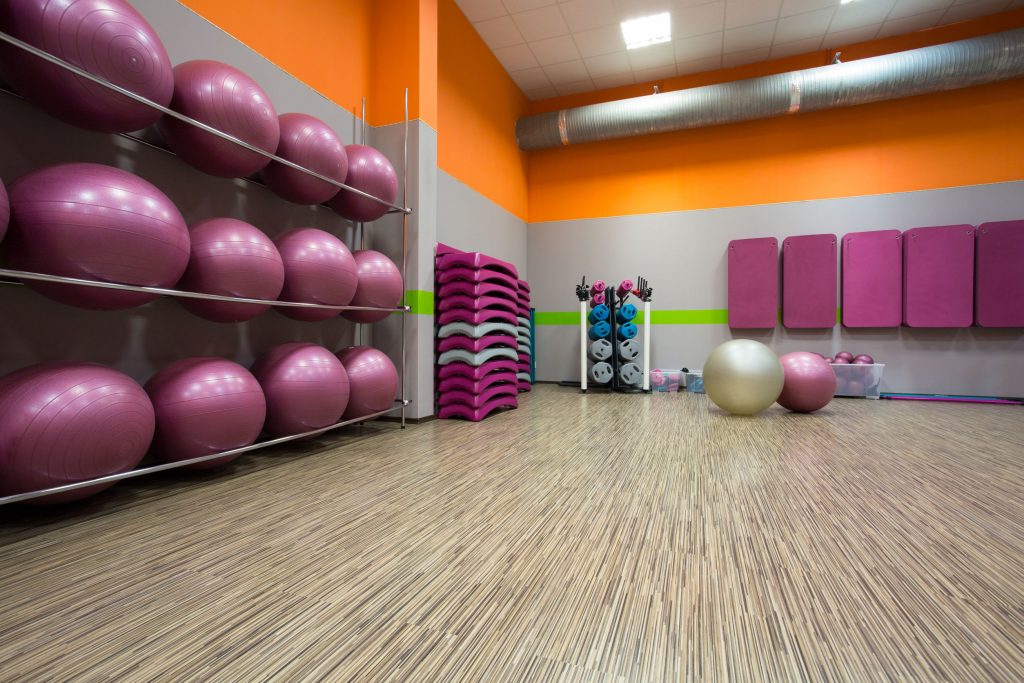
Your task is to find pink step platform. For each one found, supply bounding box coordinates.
[437,294,517,313]
[437,395,518,422]
[436,335,518,354]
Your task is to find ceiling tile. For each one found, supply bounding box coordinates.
[511,5,570,41]
[724,20,777,53]
[725,0,782,29]
[829,0,897,32]
[780,0,837,17]
[722,46,773,67]
[593,72,637,89]
[673,31,724,62]
[823,23,883,47]
[525,85,560,99]
[503,0,558,12]
[674,1,726,38]
[474,16,525,49]
[494,43,540,70]
[769,35,824,58]
[556,79,598,95]
[889,0,954,20]
[676,54,725,75]
[455,0,508,22]
[633,63,679,82]
[584,51,633,77]
[573,23,627,57]
[531,34,582,64]
[560,0,620,32]
[774,6,834,43]
[942,0,1013,23]
[510,66,552,89]
[627,41,677,69]
[877,9,945,37]
[544,58,592,84]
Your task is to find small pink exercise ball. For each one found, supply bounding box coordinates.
[261,113,348,205]
[834,351,854,363]
[342,249,403,323]
[0,362,154,504]
[0,177,8,243]
[177,218,285,323]
[336,346,398,420]
[0,0,173,132]
[329,144,398,222]
[158,60,280,178]
[832,357,850,365]
[146,358,266,469]
[853,354,874,364]
[777,352,836,413]
[6,163,190,309]
[251,343,350,437]
[274,228,358,322]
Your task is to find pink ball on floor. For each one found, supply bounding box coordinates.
[261,113,348,205]
[777,351,836,413]
[274,228,358,322]
[342,250,403,323]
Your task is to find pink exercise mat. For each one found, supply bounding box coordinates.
[782,234,837,329]
[728,237,778,329]
[438,395,518,421]
[976,220,1024,327]
[903,225,974,328]
[842,230,902,328]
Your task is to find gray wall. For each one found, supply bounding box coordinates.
[528,182,1024,397]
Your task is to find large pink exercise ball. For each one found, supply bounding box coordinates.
[251,343,350,437]
[0,177,8,243]
[6,163,190,309]
[0,363,154,504]
[157,60,280,178]
[145,358,266,469]
[336,346,398,420]
[274,228,358,322]
[177,218,285,323]
[702,339,783,416]
[777,352,836,413]
[0,0,173,132]
[329,144,398,222]
[342,249,403,323]
[261,113,348,205]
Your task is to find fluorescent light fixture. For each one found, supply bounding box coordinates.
[621,12,671,50]
[840,0,859,4]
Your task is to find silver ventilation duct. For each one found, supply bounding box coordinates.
[515,27,1024,151]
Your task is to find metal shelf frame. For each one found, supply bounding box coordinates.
[0,30,415,505]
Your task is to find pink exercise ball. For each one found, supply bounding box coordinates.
[145,358,266,469]
[274,228,358,322]
[177,218,285,323]
[342,250,403,323]
[777,352,836,413]
[0,0,173,133]
[853,354,874,364]
[336,346,398,420]
[329,144,398,222]
[157,60,280,178]
[832,357,850,365]
[6,163,190,309]
[251,343,350,437]
[261,113,348,205]
[0,177,8,243]
[0,362,154,504]
[835,351,854,363]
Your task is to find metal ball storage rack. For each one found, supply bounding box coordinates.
[0,30,413,506]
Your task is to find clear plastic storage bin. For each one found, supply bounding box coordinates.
[650,369,682,392]
[832,363,884,399]
[683,371,704,394]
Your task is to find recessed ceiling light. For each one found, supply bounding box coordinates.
[840,0,860,4]
[621,12,671,50]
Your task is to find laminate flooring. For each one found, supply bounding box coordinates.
[1,385,1022,682]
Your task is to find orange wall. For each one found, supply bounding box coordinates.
[528,11,1024,223]
[438,0,529,221]
[370,0,437,128]
[181,0,371,118]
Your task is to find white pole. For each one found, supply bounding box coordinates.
[642,301,651,391]
[580,300,588,392]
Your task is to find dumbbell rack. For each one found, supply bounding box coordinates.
[578,279,651,394]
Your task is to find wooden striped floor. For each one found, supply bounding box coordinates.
[1,385,1023,682]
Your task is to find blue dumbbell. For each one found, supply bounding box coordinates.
[616,303,637,324]
[587,304,609,325]
[588,320,611,340]
[617,322,638,340]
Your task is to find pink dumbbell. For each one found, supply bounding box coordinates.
[590,292,606,307]
[590,280,606,296]
[616,279,634,298]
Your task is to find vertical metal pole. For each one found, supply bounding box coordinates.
[643,301,651,391]
[400,87,409,429]
[356,97,368,348]
[580,300,587,392]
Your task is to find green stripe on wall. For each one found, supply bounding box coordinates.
[535,311,581,325]
[405,290,434,315]
[536,309,730,325]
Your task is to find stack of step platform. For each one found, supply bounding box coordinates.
[435,243,520,421]
[516,279,532,392]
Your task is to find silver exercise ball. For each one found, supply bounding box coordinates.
[703,339,784,415]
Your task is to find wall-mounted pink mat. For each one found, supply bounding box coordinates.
[436,335,518,354]
[903,225,975,328]
[437,346,518,367]
[842,230,902,327]
[437,308,518,326]
[437,294,517,313]
[728,237,778,328]
[976,220,1024,327]
[438,395,518,421]
[438,384,519,408]
[437,371,518,394]
[437,280,518,301]
[437,359,518,380]
[436,266,519,289]
[782,234,837,328]
[436,251,518,278]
